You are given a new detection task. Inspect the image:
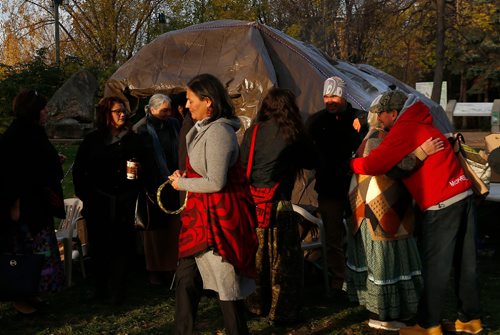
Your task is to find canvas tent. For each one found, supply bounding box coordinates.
[105,19,453,134]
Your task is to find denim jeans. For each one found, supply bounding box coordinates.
[417,196,481,328]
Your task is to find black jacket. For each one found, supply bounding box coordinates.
[0,119,64,235]
[72,128,144,226]
[305,104,363,198]
[240,120,317,200]
[135,115,181,215]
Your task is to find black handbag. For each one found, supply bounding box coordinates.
[134,190,151,230]
[0,252,44,301]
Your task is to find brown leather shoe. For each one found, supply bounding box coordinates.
[13,301,37,315]
[442,319,483,334]
[399,324,443,335]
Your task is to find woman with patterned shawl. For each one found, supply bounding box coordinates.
[168,74,258,335]
[346,105,443,331]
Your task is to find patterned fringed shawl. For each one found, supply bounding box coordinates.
[348,129,415,241]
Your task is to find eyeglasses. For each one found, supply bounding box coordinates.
[111,108,127,115]
[375,110,386,116]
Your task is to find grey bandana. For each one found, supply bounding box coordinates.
[323,76,345,97]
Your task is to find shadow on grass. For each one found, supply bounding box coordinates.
[0,266,377,335]
[0,265,176,334]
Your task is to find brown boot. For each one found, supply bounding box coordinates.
[13,301,37,315]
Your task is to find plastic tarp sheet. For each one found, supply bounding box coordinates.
[105,20,452,133]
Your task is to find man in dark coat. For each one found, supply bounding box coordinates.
[306,76,365,297]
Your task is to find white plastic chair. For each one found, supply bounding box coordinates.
[55,198,86,287]
[292,204,329,294]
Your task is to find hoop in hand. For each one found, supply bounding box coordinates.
[157,179,188,215]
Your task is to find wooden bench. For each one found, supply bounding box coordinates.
[446,100,500,133]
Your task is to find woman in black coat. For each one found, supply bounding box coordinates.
[73,96,144,304]
[0,90,65,314]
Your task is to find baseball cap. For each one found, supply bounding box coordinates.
[369,90,408,114]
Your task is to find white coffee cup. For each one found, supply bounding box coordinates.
[126,159,139,180]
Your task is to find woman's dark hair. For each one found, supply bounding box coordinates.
[12,89,47,124]
[187,74,235,122]
[95,96,127,132]
[256,88,305,143]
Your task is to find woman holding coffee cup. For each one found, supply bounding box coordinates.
[73,96,145,304]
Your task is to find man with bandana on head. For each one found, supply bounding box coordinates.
[305,76,367,299]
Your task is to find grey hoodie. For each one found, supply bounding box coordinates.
[178,117,241,193]
[396,93,452,136]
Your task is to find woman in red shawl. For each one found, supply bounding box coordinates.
[169,74,258,335]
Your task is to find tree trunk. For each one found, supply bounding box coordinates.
[343,0,352,60]
[459,69,467,102]
[431,0,445,104]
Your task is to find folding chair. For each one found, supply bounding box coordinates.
[55,197,86,287]
[292,204,329,294]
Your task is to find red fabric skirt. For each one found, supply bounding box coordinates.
[178,157,258,278]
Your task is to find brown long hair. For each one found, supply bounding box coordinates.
[256,88,305,144]
[95,96,128,132]
[187,74,235,123]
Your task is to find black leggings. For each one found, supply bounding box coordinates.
[174,257,249,335]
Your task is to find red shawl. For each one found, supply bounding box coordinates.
[178,157,258,278]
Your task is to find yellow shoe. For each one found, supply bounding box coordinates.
[442,319,483,334]
[399,324,443,335]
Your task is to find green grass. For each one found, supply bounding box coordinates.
[1,230,499,334]
[0,266,374,335]
[55,142,79,198]
[0,213,500,335]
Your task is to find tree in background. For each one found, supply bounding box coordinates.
[447,0,499,102]
[0,0,56,66]
[431,0,445,104]
[0,49,64,131]
[61,0,166,66]
[0,0,498,107]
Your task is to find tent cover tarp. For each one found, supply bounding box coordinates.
[105,20,453,134]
